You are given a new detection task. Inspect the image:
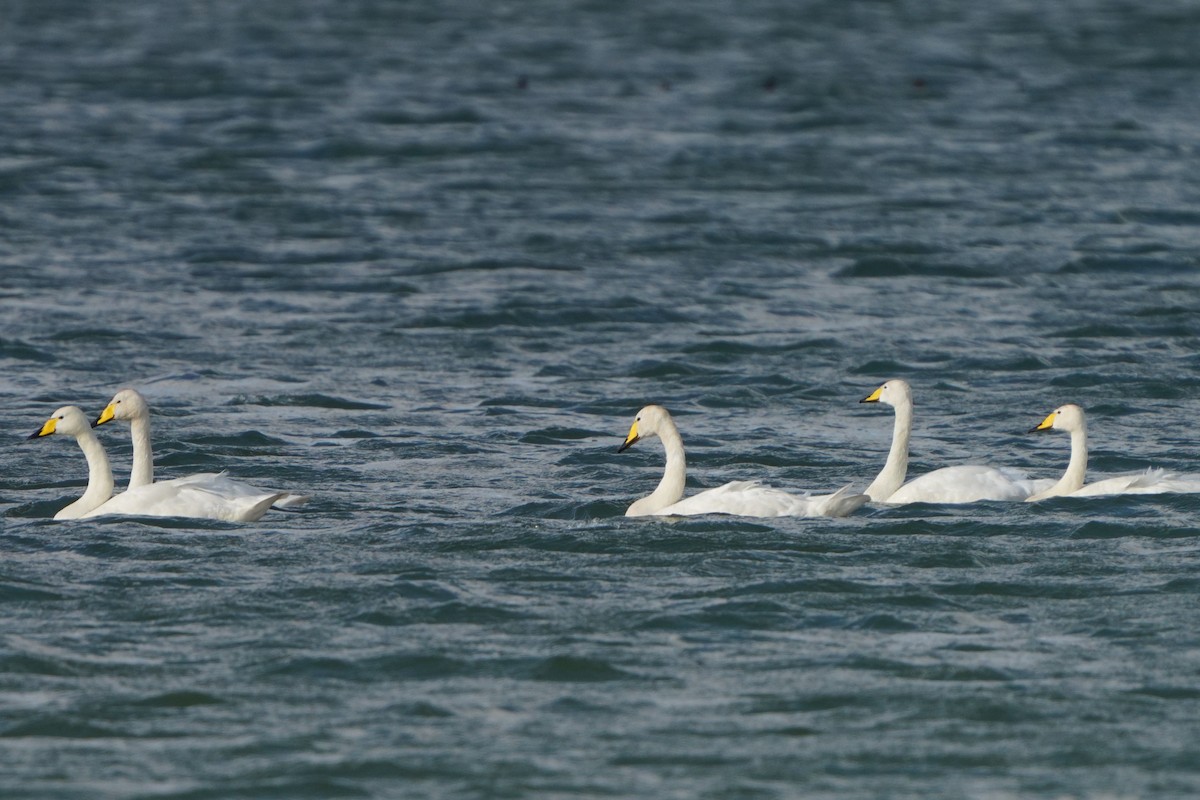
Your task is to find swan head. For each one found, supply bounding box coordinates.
[618,404,671,452]
[29,406,93,440]
[860,379,912,408]
[94,388,149,428]
[1029,403,1085,434]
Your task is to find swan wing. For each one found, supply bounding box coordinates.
[1152,474,1200,494]
[82,477,283,522]
[1069,468,1200,497]
[177,470,311,508]
[886,465,1033,504]
[653,482,867,518]
[993,467,1056,498]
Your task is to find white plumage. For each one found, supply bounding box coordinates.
[1026,404,1200,500]
[30,405,289,522]
[617,405,868,518]
[95,388,309,509]
[860,379,1051,504]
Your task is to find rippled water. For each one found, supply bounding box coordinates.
[4,1,1200,798]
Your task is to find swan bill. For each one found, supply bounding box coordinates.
[618,420,640,453]
[860,386,884,404]
[94,404,116,428]
[29,418,57,439]
[1029,411,1056,433]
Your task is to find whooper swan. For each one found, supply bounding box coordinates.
[30,406,284,522]
[95,388,308,509]
[617,405,868,518]
[860,379,1051,504]
[1026,404,1200,500]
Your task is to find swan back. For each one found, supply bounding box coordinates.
[83,476,284,522]
[653,482,868,518]
[887,465,1035,504]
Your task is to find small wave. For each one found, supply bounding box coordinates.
[228,394,390,410]
[638,599,795,632]
[358,602,528,627]
[0,337,55,363]
[834,257,1002,279]
[1118,208,1200,227]
[846,613,919,632]
[0,653,82,677]
[1070,520,1198,540]
[365,107,487,126]
[1128,685,1200,701]
[1051,322,1140,339]
[681,337,842,357]
[393,701,454,718]
[500,499,623,521]
[518,427,599,445]
[1058,255,1197,273]
[132,690,224,708]
[0,581,65,603]
[527,655,635,683]
[1,715,124,739]
[187,431,289,447]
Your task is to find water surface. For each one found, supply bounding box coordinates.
[3,1,1200,798]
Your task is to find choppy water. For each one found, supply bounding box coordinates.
[4,1,1200,798]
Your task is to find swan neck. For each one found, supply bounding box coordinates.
[627,419,687,516]
[1058,425,1089,494]
[1029,424,1088,501]
[56,428,116,519]
[128,416,154,489]
[866,398,911,502]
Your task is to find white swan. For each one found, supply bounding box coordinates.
[30,406,285,522]
[860,379,1051,504]
[617,405,868,518]
[95,388,309,509]
[1026,404,1200,500]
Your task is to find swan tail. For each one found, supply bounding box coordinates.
[1130,467,1170,488]
[271,492,311,509]
[240,492,287,522]
[818,484,871,518]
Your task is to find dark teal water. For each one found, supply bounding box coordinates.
[4,1,1200,798]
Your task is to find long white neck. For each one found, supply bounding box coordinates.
[128,415,154,489]
[55,429,116,520]
[1027,424,1087,501]
[626,421,687,516]
[866,398,911,502]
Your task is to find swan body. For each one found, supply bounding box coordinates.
[861,379,1048,504]
[887,464,1051,505]
[95,388,308,509]
[1026,404,1200,500]
[31,407,284,521]
[617,405,868,518]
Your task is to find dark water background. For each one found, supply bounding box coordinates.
[3,1,1200,797]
